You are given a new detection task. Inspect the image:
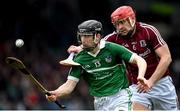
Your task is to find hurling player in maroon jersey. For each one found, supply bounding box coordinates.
[103,6,179,110]
[67,5,179,111]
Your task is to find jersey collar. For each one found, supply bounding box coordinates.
[99,39,106,49]
[87,39,106,57]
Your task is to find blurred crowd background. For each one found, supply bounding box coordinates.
[0,0,180,110]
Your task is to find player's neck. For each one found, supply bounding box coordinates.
[89,44,100,54]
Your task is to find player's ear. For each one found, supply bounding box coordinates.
[94,34,101,44]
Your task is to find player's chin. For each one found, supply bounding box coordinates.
[119,32,128,36]
[82,45,92,49]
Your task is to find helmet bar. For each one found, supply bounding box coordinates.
[78,32,94,36]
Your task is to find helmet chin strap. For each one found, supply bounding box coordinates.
[128,17,135,27]
[93,34,99,44]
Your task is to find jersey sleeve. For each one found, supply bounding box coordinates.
[67,66,82,82]
[108,42,133,62]
[146,25,166,50]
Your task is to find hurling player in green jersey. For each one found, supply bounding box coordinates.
[46,20,148,111]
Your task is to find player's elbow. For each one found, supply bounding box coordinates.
[163,54,172,66]
[131,54,147,68]
[166,54,172,65]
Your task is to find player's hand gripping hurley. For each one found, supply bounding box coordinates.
[5,57,66,109]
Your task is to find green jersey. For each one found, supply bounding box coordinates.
[68,40,134,97]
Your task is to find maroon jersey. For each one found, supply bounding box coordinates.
[104,22,170,84]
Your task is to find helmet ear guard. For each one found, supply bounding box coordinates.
[93,34,100,44]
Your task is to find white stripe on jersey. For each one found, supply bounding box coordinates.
[140,23,166,46]
[129,53,137,63]
[103,31,116,40]
[68,67,80,82]
[85,64,123,73]
[68,75,79,82]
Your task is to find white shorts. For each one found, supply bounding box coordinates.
[129,76,179,110]
[94,88,132,111]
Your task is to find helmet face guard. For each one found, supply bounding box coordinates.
[77,31,95,45]
[77,32,99,52]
